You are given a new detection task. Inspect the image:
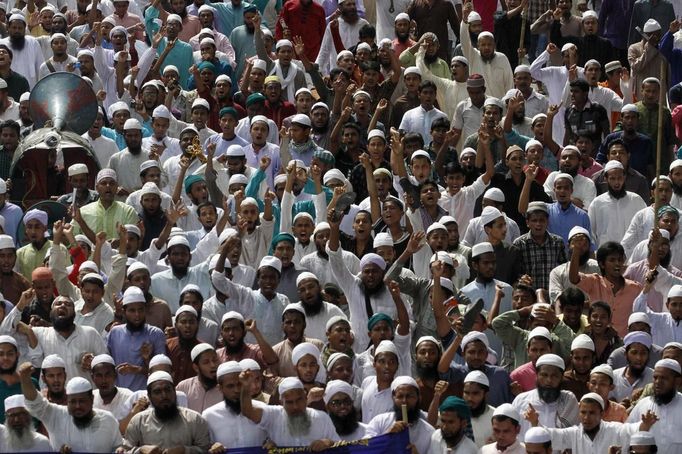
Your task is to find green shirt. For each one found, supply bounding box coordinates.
[399,49,451,80]
[17,240,54,282]
[74,200,139,239]
[0,376,38,423]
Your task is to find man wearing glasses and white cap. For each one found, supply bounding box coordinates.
[1,394,50,452]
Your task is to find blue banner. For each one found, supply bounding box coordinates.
[227,431,411,453]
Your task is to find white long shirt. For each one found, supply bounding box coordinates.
[82,132,120,169]
[630,234,682,270]
[360,376,394,423]
[634,287,682,345]
[416,49,468,121]
[93,387,134,421]
[461,214,521,247]
[611,366,654,402]
[459,21,513,99]
[202,400,269,449]
[428,430,478,454]
[353,331,413,387]
[544,170,597,209]
[0,424,50,453]
[588,191,646,246]
[452,97,486,151]
[511,389,579,438]
[25,392,122,453]
[287,301,346,342]
[107,148,151,193]
[315,17,370,75]
[0,35,44,88]
[438,176,489,237]
[257,405,339,446]
[549,259,601,303]
[544,421,640,454]
[628,393,682,454]
[622,206,655,259]
[399,105,448,143]
[375,0,411,41]
[366,412,434,454]
[299,250,360,287]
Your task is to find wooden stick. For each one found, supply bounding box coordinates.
[519,6,528,52]
[401,404,408,423]
[653,59,666,223]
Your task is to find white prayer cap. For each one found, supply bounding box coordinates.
[276,39,293,50]
[652,175,673,187]
[228,174,248,187]
[357,42,372,52]
[394,12,410,22]
[624,331,652,349]
[483,187,505,202]
[580,392,605,409]
[68,163,89,177]
[426,222,447,236]
[91,354,115,369]
[258,255,282,273]
[313,222,331,237]
[192,98,210,111]
[524,427,551,446]
[367,129,386,142]
[451,55,469,66]
[359,253,386,271]
[581,9,598,20]
[126,261,149,278]
[630,431,657,446]
[0,335,16,347]
[295,88,312,99]
[122,286,146,306]
[108,101,129,118]
[628,312,650,327]
[0,179,6,195]
[41,354,66,369]
[149,354,172,368]
[408,150,430,163]
[151,104,171,119]
[668,284,682,299]
[483,96,503,110]
[147,371,173,386]
[568,226,591,242]
[190,343,214,362]
[8,13,26,23]
[326,352,351,370]
[352,90,372,101]
[4,395,25,411]
[655,358,682,375]
[176,305,198,319]
[217,361,242,379]
[528,326,552,343]
[530,303,551,318]
[96,168,117,184]
[311,101,329,112]
[493,403,520,422]
[198,5,215,14]
[323,169,347,185]
[325,315,349,332]
[336,50,354,62]
[375,340,399,359]
[416,336,443,352]
[603,160,624,174]
[250,115,269,128]
[82,270,102,283]
[284,304,306,319]
[0,235,14,250]
[531,113,547,124]
[163,65,179,75]
[665,342,682,351]
[643,18,661,33]
[222,145,245,158]
[323,379,353,404]
[373,232,394,249]
[436,216,455,227]
[390,375,419,392]
[218,228,239,245]
[461,331,489,351]
[239,358,261,371]
[296,272,318,287]
[293,212,314,224]
[468,11,482,22]
[430,251,454,268]
[464,370,489,387]
[166,13,182,23]
[23,209,47,226]
[404,66,422,78]
[215,74,232,85]
[278,376,304,396]
[252,59,267,72]
[535,353,565,371]
[571,334,595,351]
[437,277,454,293]
[554,172,574,184]
[200,37,215,47]
[122,224,141,238]
[168,235,190,250]
[471,242,494,258]
[48,32,66,44]
[525,139,543,152]
[66,377,92,395]
[221,311,245,324]
[480,206,503,226]
[514,64,531,75]
[561,42,576,53]
[114,50,131,62]
[591,364,614,381]
[460,147,476,157]
[291,342,320,366]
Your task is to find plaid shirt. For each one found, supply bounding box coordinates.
[528,0,553,25]
[513,231,567,290]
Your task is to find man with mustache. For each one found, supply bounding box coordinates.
[0,14,44,88]
[19,362,122,452]
[463,371,495,448]
[611,332,654,401]
[429,395,478,453]
[1,395,50,451]
[324,379,367,441]
[122,371,211,452]
[176,343,222,413]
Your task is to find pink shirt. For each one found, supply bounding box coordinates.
[175,376,223,413]
[107,12,145,41]
[510,361,536,392]
[578,158,603,178]
[577,273,642,337]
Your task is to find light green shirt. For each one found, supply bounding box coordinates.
[16,240,61,282]
[74,200,139,239]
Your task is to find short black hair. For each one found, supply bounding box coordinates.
[569,78,590,92]
[0,45,13,60]
[492,415,519,427]
[431,117,450,131]
[445,162,466,177]
[557,287,586,309]
[358,24,375,39]
[596,241,625,271]
[607,138,629,153]
[512,282,536,302]
[402,132,424,148]
[196,201,217,216]
[418,179,438,194]
[330,68,350,82]
[589,300,612,319]
[418,80,437,93]
[0,120,20,136]
[342,122,362,135]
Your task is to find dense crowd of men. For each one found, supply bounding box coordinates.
[0,0,680,451]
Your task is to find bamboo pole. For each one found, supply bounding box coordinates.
[653,59,666,224]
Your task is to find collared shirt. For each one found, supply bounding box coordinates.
[93,387,133,421]
[176,376,223,413]
[16,240,54,282]
[439,176,489,237]
[546,420,640,453]
[123,406,211,452]
[32,325,107,381]
[26,392,122,453]
[108,324,167,391]
[588,191,647,246]
[634,287,682,346]
[577,273,642,336]
[74,200,139,239]
[512,389,579,438]
[202,400,269,449]
[549,256,600,305]
[360,376,394,424]
[547,202,591,246]
[513,231,567,290]
[612,366,654,401]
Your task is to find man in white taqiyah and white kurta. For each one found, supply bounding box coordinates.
[587,160,647,246]
[316,15,370,75]
[416,49,469,121]
[0,15,44,88]
[89,354,133,421]
[107,118,151,195]
[0,394,51,453]
[459,21,513,99]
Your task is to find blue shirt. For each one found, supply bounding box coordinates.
[107,324,166,391]
[0,202,23,245]
[209,0,252,36]
[102,126,152,151]
[547,202,591,246]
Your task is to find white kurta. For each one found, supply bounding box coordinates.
[548,259,601,303]
[353,331,413,387]
[257,405,340,446]
[452,97,485,151]
[629,234,682,270]
[202,400,269,449]
[0,424,51,453]
[416,49,468,121]
[299,251,360,287]
[360,376,394,424]
[0,35,44,88]
[545,421,639,454]
[287,301,346,342]
[461,214,521,247]
[240,215,275,270]
[428,430,478,454]
[471,405,495,448]
[82,132,120,169]
[438,175,489,237]
[634,288,682,345]
[399,105,448,143]
[588,191,647,246]
[375,0,411,41]
[366,412,434,454]
[93,387,134,421]
[622,206,655,259]
[511,389,579,438]
[627,393,682,454]
[315,17,370,75]
[25,392,122,453]
[107,148,151,193]
[459,22,513,99]
[544,171,597,209]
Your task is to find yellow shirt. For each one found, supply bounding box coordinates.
[74,200,139,239]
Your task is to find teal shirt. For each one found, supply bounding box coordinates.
[207,0,253,36]
[144,8,195,90]
[0,376,39,423]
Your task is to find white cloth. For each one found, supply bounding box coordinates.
[239,215,275,270]
[627,393,682,454]
[150,262,212,313]
[93,387,134,421]
[74,299,115,335]
[544,171,597,209]
[354,331,413,387]
[611,366,654,402]
[511,389,579,438]
[360,376,394,424]
[549,259,601,303]
[428,429,478,454]
[588,191,646,246]
[38,55,79,80]
[634,287,682,346]
[82,132,120,169]
[480,440,526,454]
[452,97,485,151]
[0,35,44,88]
[257,405,340,446]
[290,301,346,342]
[235,117,279,146]
[459,22,513,99]
[471,405,495,448]
[629,234,682,270]
[0,99,20,122]
[141,136,182,165]
[125,186,174,216]
[561,83,624,129]
[315,17,370,75]
[107,148,151,193]
[25,392,122,452]
[416,49,469,121]
[544,421,640,454]
[399,105,448,143]
[299,250,360,287]
[375,0,411,41]
[438,176,489,237]
[366,412,434,454]
[201,400,269,449]
[0,424,51,453]
[461,214,521,247]
[622,206,655,259]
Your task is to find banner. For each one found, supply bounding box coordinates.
[227,431,411,454]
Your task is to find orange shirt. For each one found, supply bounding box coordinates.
[577,273,642,337]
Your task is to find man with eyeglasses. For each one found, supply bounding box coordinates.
[324,380,367,441]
